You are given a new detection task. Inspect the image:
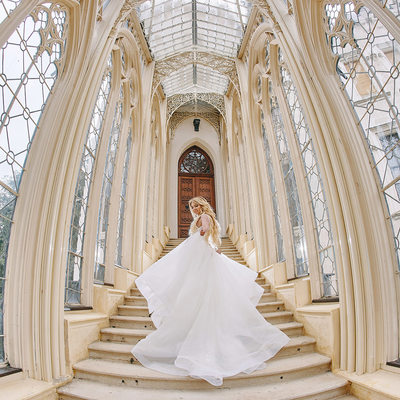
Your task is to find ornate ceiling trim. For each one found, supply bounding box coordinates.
[167,93,226,120]
[153,51,240,96]
[110,1,153,64]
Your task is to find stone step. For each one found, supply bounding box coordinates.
[163,244,236,249]
[256,301,285,313]
[119,305,290,324]
[101,327,153,343]
[72,353,332,390]
[260,292,277,302]
[88,335,316,364]
[130,284,272,297]
[118,305,150,317]
[101,321,303,344]
[333,397,359,400]
[160,252,244,259]
[124,295,147,306]
[262,311,294,324]
[58,372,351,400]
[110,307,295,329]
[130,288,143,296]
[120,293,277,306]
[159,252,243,259]
[109,316,156,330]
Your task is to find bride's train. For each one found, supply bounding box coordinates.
[131,230,290,386]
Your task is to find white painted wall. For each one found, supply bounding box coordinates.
[167,117,227,238]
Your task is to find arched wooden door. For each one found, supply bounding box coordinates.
[178,146,216,238]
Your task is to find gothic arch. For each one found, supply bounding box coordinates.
[152,51,241,98]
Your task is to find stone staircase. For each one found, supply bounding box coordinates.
[58,237,356,400]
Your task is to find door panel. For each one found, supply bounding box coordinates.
[178,177,195,237]
[178,176,216,237]
[178,146,216,238]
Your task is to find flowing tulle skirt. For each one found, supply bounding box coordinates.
[131,230,290,386]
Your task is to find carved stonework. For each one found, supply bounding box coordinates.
[167,94,196,116]
[197,93,226,117]
[31,3,69,73]
[153,51,240,96]
[167,93,225,120]
[251,0,280,29]
[323,1,362,49]
[287,0,294,15]
[110,0,147,37]
[242,9,265,64]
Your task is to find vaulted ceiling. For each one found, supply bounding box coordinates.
[136,0,253,97]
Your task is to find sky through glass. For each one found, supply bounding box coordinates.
[137,0,252,96]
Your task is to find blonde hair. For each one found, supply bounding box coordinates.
[188,196,221,247]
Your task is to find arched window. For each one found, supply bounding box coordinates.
[269,81,309,277]
[279,52,338,297]
[94,83,124,284]
[261,112,286,263]
[179,146,214,175]
[0,2,69,364]
[324,1,400,270]
[116,125,133,267]
[66,57,112,305]
[0,1,69,365]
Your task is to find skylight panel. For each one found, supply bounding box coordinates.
[137,0,252,96]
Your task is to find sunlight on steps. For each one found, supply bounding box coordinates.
[58,237,356,400]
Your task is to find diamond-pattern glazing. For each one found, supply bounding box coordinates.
[65,64,112,304]
[95,87,124,283]
[325,1,400,269]
[281,64,338,297]
[0,2,68,362]
[261,116,285,262]
[269,81,309,277]
[116,127,132,267]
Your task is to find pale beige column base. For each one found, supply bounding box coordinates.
[336,368,400,400]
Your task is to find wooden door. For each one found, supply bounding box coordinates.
[178,146,215,237]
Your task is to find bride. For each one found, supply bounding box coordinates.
[130,196,290,386]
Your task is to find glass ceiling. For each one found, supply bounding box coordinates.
[137,0,252,96]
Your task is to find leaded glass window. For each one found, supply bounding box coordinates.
[377,0,400,20]
[0,1,21,24]
[145,142,155,243]
[0,2,68,364]
[270,82,309,277]
[280,62,338,297]
[65,61,112,305]
[95,86,124,283]
[261,113,285,262]
[116,127,132,267]
[324,1,400,270]
[179,146,213,174]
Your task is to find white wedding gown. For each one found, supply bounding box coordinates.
[131,224,290,387]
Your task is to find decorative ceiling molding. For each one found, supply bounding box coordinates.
[122,9,153,63]
[167,93,226,120]
[197,93,226,118]
[169,112,221,142]
[110,0,147,37]
[250,0,279,28]
[153,51,240,96]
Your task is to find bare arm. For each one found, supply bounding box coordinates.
[200,214,222,254]
[199,214,210,235]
